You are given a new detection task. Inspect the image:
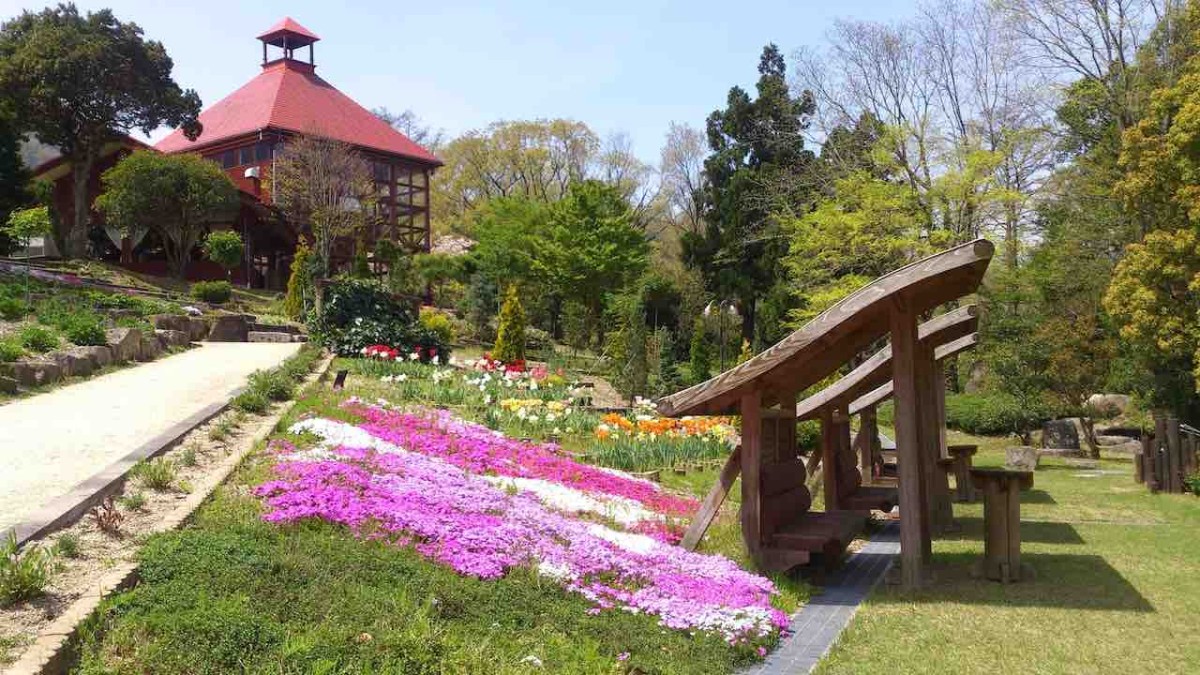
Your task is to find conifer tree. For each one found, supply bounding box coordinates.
[493,285,527,363]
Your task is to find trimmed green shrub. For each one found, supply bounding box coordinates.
[191,280,233,304]
[0,339,22,363]
[940,392,1062,437]
[308,279,449,360]
[62,314,107,346]
[20,324,58,352]
[0,297,26,321]
[419,306,455,345]
[283,239,312,320]
[492,284,526,363]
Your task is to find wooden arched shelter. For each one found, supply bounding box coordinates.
[660,239,994,588]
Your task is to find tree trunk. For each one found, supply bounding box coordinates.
[1080,417,1100,460]
[66,152,96,259]
[740,297,755,347]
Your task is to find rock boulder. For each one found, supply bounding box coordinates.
[152,314,191,333]
[52,349,94,378]
[1,359,63,388]
[138,334,163,361]
[187,317,211,341]
[1087,393,1132,417]
[1042,418,1080,450]
[207,314,251,342]
[105,328,143,363]
[155,329,191,349]
[1006,446,1042,471]
[75,345,113,369]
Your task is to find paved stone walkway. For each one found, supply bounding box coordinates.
[743,522,900,675]
[0,342,301,532]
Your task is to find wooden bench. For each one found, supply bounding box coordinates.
[835,434,897,513]
[758,458,866,571]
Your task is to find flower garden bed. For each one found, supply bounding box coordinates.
[65,360,803,673]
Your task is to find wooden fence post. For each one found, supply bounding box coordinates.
[740,391,764,557]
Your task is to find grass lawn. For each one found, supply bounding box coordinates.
[816,429,1200,674]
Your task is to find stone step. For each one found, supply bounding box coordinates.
[247,331,305,343]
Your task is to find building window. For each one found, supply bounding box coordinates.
[255,141,273,162]
[220,150,235,168]
[238,146,255,166]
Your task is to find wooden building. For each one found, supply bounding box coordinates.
[33,17,441,288]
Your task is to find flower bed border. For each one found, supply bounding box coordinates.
[1,353,334,675]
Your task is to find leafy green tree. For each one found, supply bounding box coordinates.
[684,44,816,347]
[96,151,237,279]
[1104,228,1200,418]
[0,113,28,256]
[0,4,201,258]
[609,294,649,400]
[534,180,648,346]
[688,317,712,385]
[201,230,243,280]
[492,285,527,364]
[783,168,931,327]
[3,206,51,304]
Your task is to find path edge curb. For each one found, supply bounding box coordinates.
[2,352,334,675]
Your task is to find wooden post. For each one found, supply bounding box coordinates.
[820,407,842,511]
[933,359,949,458]
[1166,416,1182,493]
[889,302,929,588]
[681,447,742,551]
[1154,414,1168,492]
[859,406,878,480]
[740,391,764,557]
[916,341,944,544]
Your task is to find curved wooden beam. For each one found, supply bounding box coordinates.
[848,332,979,415]
[794,305,978,422]
[658,239,994,417]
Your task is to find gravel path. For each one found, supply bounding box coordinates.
[0,342,301,532]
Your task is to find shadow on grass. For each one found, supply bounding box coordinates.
[876,552,1153,612]
[945,517,1085,545]
[1020,489,1058,504]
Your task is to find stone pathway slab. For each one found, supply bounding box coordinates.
[0,342,300,532]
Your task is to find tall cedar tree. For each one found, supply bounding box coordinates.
[684,44,816,346]
[0,5,201,258]
[0,113,27,256]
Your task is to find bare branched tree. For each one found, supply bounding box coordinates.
[273,134,375,278]
[659,122,707,236]
[373,107,446,153]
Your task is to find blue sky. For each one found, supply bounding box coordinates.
[0,0,919,161]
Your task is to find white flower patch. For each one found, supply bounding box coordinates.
[482,475,656,526]
[289,418,410,456]
[586,524,660,555]
[536,561,574,582]
[594,465,661,488]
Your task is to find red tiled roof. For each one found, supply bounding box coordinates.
[257,17,319,43]
[155,60,441,165]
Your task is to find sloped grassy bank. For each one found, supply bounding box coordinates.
[71,373,801,674]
